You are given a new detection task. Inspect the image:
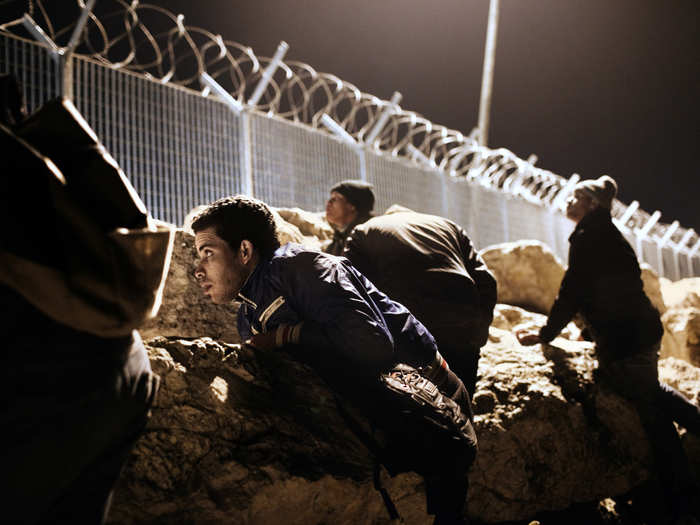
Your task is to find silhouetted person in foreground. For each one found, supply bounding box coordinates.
[324,179,375,255]
[1,75,167,524]
[344,205,497,396]
[192,195,477,524]
[517,175,700,524]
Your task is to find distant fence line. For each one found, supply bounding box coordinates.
[0,1,697,279]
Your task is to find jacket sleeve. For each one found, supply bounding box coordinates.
[459,227,498,325]
[277,253,396,377]
[342,227,375,282]
[539,234,589,343]
[236,303,253,341]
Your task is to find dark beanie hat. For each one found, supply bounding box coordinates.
[330,180,375,215]
[575,175,618,209]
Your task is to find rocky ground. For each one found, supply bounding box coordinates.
[109,208,700,524]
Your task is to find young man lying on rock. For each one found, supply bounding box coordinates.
[517,175,700,524]
[191,195,477,525]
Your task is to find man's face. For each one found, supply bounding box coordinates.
[566,189,595,223]
[194,226,248,304]
[325,191,357,228]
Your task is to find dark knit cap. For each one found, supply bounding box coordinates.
[575,175,618,209]
[330,180,375,215]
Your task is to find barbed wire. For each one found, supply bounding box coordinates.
[0,0,695,248]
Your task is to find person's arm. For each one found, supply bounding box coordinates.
[237,303,253,341]
[342,227,375,282]
[261,252,396,377]
[459,227,498,322]
[538,234,589,343]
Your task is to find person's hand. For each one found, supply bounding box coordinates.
[516,329,542,346]
[245,323,302,351]
[245,331,277,351]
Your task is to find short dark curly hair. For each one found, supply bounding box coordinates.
[190,195,280,258]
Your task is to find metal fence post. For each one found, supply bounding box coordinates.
[688,238,700,275]
[240,111,254,197]
[634,209,661,263]
[60,54,73,100]
[613,200,639,232]
[407,144,432,167]
[358,147,367,182]
[199,72,251,196]
[673,228,695,280]
[320,113,366,181]
[550,173,580,213]
[364,91,402,145]
[64,0,97,58]
[20,14,59,57]
[440,172,449,218]
[656,220,679,279]
[247,41,288,107]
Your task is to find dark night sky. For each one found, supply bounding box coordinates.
[164,0,698,231]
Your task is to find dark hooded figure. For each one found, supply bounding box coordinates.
[1,75,163,524]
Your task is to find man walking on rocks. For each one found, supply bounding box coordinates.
[192,195,477,524]
[517,175,700,524]
[344,205,497,396]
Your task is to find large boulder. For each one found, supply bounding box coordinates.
[659,357,700,478]
[128,225,700,524]
[661,309,700,367]
[113,305,700,524]
[479,240,565,314]
[640,263,666,315]
[275,207,333,242]
[660,277,700,310]
[109,337,429,525]
[660,278,700,366]
[481,241,668,318]
[270,209,308,247]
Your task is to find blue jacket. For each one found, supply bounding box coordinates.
[237,243,438,383]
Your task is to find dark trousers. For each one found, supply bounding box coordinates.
[382,368,475,525]
[1,287,159,525]
[442,342,481,397]
[412,300,486,398]
[596,344,700,519]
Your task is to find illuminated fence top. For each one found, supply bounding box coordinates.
[0,0,696,262]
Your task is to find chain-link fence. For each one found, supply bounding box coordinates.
[1,8,698,279]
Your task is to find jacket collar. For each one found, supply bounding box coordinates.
[236,257,268,308]
[332,213,372,236]
[570,207,612,241]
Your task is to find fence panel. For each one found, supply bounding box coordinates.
[470,185,509,249]
[1,28,697,278]
[249,112,359,212]
[505,197,548,245]
[445,176,477,242]
[365,152,446,217]
[72,57,243,226]
[0,34,61,112]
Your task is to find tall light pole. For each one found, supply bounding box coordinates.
[477,0,500,147]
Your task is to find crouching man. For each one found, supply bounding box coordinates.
[192,195,477,525]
